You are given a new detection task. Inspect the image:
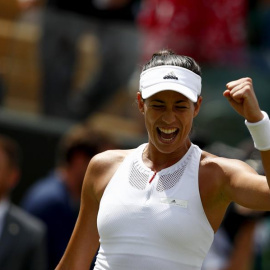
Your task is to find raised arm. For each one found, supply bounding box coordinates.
[223,77,270,208]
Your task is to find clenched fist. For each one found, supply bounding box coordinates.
[223,77,264,123]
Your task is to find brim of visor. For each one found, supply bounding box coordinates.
[141,82,198,102]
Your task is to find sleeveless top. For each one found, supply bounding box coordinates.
[94,143,214,270]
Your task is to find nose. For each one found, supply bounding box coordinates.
[162,109,176,124]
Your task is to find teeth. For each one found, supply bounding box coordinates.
[159,128,177,134]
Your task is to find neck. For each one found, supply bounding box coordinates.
[143,141,192,172]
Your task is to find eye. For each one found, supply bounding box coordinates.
[176,105,188,110]
[175,103,189,109]
[150,104,165,109]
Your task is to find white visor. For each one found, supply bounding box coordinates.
[139,65,201,102]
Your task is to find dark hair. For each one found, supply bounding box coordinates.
[142,49,202,77]
[56,124,100,166]
[0,135,22,168]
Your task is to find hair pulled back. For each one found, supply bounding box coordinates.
[142,49,202,77]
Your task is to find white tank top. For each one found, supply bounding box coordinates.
[94,143,214,270]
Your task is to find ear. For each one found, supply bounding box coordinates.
[137,92,144,114]
[193,96,202,118]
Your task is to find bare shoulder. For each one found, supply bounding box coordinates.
[84,148,135,202]
[199,150,258,203]
[90,148,135,174]
[199,150,260,230]
[200,150,257,175]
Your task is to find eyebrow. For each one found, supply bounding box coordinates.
[150,99,188,104]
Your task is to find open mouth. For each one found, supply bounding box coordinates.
[157,127,179,142]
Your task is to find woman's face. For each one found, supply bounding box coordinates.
[137,90,202,154]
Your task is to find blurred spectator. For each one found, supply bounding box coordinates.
[20,123,108,269]
[138,0,248,66]
[253,215,270,269]
[0,134,47,270]
[248,0,270,71]
[0,75,4,105]
[248,0,270,49]
[17,0,141,120]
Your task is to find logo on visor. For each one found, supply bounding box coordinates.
[163,71,178,80]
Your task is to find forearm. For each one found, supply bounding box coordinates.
[245,110,270,183]
[261,150,270,187]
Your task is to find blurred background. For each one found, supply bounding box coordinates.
[0,0,270,269]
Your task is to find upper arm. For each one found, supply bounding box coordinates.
[222,159,270,210]
[55,155,107,270]
[56,150,128,270]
